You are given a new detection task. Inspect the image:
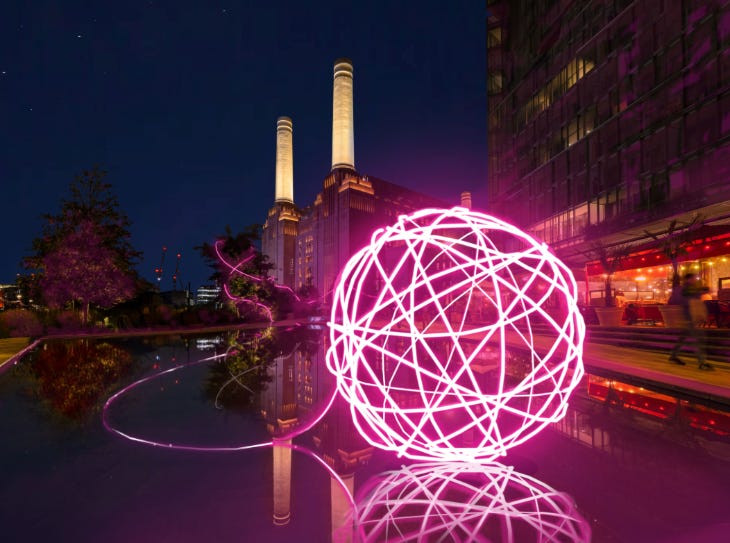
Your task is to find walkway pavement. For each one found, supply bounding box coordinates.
[0,337,31,372]
[582,340,730,407]
[507,331,730,408]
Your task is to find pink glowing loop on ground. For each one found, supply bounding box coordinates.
[327,207,585,462]
[102,348,270,452]
[103,359,354,504]
[350,462,591,543]
[103,341,338,452]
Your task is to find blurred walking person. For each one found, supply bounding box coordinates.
[668,273,712,370]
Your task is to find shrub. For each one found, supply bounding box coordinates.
[180,308,202,326]
[197,307,220,326]
[55,310,83,331]
[0,309,44,337]
[156,304,174,325]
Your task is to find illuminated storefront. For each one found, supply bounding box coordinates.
[585,227,730,306]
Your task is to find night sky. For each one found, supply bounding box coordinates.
[1,1,486,291]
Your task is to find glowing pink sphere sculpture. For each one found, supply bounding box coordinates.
[327,207,585,462]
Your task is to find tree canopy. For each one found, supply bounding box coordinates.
[41,220,136,317]
[24,167,141,321]
[198,224,322,321]
[197,224,276,318]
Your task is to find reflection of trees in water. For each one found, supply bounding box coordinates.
[204,329,273,409]
[204,325,323,410]
[24,340,133,420]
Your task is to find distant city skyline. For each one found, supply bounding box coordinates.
[1,1,487,290]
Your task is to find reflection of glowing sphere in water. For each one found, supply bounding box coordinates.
[351,462,591,542]
[326,208,585,462]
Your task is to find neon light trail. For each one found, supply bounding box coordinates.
[213,240,317,321]
[214,241,275,321]
[103,331,337,452]
[350,461,591,542]
[327,207,585,462]
[102,347,272,452]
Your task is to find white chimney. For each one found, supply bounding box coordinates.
[460,191,472,210]
[275,117,294,203]
[331,59,355,171]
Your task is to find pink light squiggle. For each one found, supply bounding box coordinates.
[286,441,356,508]
[103,337,338,452]
[102,353,354,518]
[327,207,585,463]
[213,240,318,322]
[102,348,272,452]
[214,241,274,321]
[351,461,591,542]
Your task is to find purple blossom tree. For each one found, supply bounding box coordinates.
[25,168,142,326]
[41,220,136,325]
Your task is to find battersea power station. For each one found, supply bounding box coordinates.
[262,59,450,301]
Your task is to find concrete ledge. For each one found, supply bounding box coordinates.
[0,337,36,374]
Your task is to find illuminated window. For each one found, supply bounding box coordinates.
[487,28,502,48]
[563,119,579,146]
[488,72,504,95]
[529,202,591,244]
[521,58,595,126]
[562,106,596,148]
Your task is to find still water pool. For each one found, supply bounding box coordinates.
[1,327,729,542]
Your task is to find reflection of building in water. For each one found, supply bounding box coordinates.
[331,472,354,543]
[262,59,448,299]
[260,333,330,435]
[260,345,300,526]
[260,353,296,527]
[272,440,292,526]
[194,335,224,351]
[257,330,367,443]
[294,341,331,418]
[310,393,373,474]
[587,374,730,436]
[299,339,372,475]
[306,340,370,543]
[259,331,372,534]
[553,374,730,459]
[260,334,373,466]
[260,351,298,436]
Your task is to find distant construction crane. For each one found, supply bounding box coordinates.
[154,246,185,292]
[172,251,182,291]
[154,246,167,287]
